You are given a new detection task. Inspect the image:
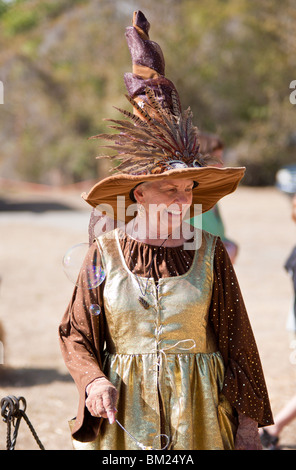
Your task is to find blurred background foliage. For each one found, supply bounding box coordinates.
[0,0,295,186]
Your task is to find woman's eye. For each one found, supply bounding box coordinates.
[164,187,192,193]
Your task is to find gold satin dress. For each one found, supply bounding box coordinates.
[72,228,237,450]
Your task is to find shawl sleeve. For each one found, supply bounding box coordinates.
[59,241,106,441]
[209,238,273,427]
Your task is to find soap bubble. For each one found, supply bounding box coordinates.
[90,304,101,316]
[62,243,106,289]
[84,264,106,289]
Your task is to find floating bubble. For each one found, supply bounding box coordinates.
[85,264,106,289]
[63,243,88,275]
[62,243,106,289]
[90,304,101,316]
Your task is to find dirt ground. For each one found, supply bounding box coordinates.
[0,185,296,451]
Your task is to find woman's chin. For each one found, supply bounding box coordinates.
[160,217,184,236]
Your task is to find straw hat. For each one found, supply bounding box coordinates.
[82,11,245,223]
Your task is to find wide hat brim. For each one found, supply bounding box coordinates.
[82,166,245,223]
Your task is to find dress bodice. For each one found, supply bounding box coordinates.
[96,228,218,355]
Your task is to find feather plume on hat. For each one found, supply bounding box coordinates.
[90,87,221,175]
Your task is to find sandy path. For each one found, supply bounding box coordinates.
[0,186,296,450]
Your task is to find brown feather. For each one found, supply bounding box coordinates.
[90,87,205,172]
[124,94,156,127]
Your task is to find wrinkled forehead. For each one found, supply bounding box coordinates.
[143,178,195,190]
[158,178,195,187]
[130,178,196,202]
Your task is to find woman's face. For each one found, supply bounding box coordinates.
[133,178,194,236]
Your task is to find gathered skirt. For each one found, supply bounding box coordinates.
[71,350,237,450]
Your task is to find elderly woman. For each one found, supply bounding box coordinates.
[59,11,273,450]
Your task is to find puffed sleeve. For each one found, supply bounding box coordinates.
[59,241,106,441]
[209,238,273,427]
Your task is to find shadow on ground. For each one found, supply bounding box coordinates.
[0,366,72,387]
[0,198,76,213]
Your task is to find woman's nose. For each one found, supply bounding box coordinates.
[173,192,191,204]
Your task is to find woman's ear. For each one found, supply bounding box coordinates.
[133,185,145,204]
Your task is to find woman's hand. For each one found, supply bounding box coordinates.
[86,377,118,424]
[234,413,262,450]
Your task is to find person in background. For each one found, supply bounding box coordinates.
[260,194,296,450]
[190,133,238,263]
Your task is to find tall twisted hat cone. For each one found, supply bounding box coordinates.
[124,10,182,117]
